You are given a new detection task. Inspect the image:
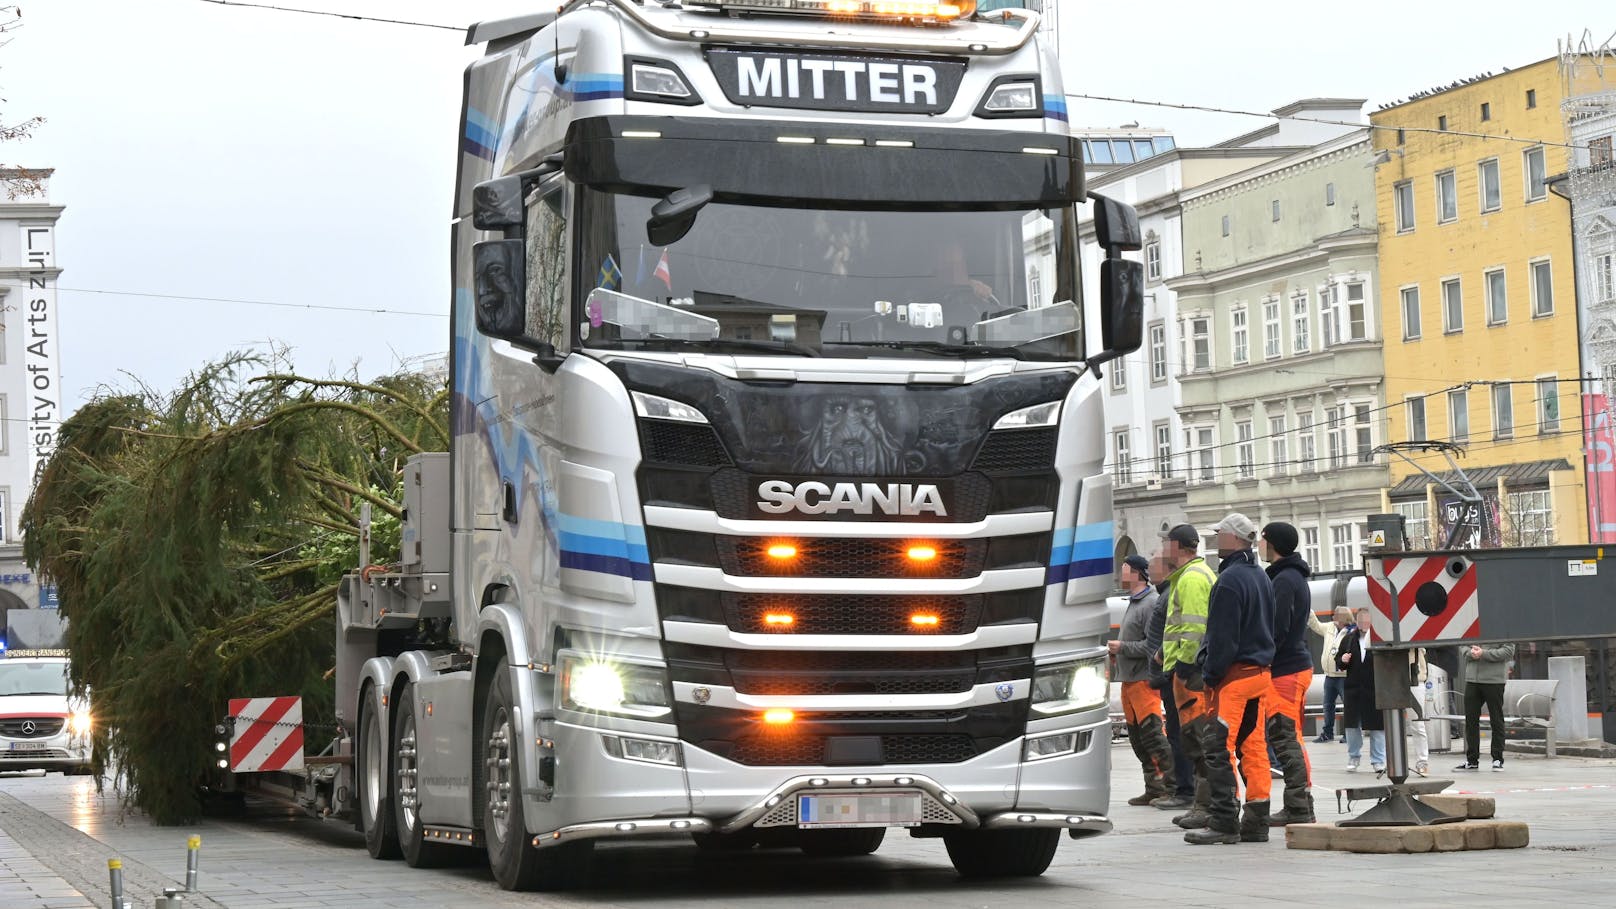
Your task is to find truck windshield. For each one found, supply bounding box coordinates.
[574,191,1081,361]
[0,661,69,696]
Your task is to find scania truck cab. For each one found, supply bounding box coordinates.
[339,0,1144,890]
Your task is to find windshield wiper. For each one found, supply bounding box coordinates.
[823,341,1027,360]
[600,337,821,358]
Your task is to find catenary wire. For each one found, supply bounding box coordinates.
[0,282,447,319]
[196,0,464,31]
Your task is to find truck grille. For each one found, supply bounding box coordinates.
[639,420,732,467]
[971,428,1058,472]
[718,538,983,579]
[0,717,64,738]
[726,650,977,696]
[727,734,980,766]
[725,593,982,635]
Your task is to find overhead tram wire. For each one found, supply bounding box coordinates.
[196,0,465,31]
[0,282,446,319]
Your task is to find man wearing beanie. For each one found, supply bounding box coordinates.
[1109,554,1175,806]
[1185,513,1276,845]
[1260,521,1315,825]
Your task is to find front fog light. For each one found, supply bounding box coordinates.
[69,712,93,736]
[1024,732,1078,761]
[983,82,1038,113]
[621,737,682,766]
[630,63,692,99]
[1031,657,1109,717]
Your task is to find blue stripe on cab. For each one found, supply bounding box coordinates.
[560,551,654,582]
[1047,521,1116,585]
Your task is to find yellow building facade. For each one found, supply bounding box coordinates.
[1371,58,1586,547]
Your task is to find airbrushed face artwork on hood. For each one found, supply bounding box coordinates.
[797,394,908,475]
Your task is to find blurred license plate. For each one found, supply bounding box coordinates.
[7,742,47,751]
[798,792,923,828]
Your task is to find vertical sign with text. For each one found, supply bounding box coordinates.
[1583,393,1616,543]
[21,225,59,512]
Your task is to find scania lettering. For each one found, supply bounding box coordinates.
[755,480,948,516]
[228,0,1144,890]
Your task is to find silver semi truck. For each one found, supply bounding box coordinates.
[295,0,1145,890]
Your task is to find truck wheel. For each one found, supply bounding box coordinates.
[393,684,453,868]
[482,666,592,890]
[358,685,400,860]
[799,828,885,857]
[942,828,1060,878]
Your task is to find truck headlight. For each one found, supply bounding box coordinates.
[560,656,672,720]
[69,712,93,736]
[1031,657,1109,717]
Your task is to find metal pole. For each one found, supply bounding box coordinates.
[107,858,125,909]
[184,835,200,892]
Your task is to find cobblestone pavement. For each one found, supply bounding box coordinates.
[1,738,1613,909]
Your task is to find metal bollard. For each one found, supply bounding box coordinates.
[184,835,201,892]
[108,858,129,909]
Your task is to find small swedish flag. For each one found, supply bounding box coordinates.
[598,254,623,290]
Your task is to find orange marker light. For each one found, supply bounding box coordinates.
[764,613,796,628]
[763,709,795,725]
[906,545,938,562]
[910,613,940,628]
[766,543,799,560]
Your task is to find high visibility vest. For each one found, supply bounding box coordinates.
[1162,559,1216,671]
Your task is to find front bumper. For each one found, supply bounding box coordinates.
[0,733,90,771]
[529,713,1110,849]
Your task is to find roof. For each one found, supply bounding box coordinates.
[1387,458,1573,497]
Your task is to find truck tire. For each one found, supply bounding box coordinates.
[942,828,1060,878]
[482,665,592,890]
[392,684,453,868]
[358,685,400,860]
[799,828,886,857]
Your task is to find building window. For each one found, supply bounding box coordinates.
[1145,239,1162,282]
[1597,253,1614,304]
[1443,278,1464,333]
[1190,318,1211,371]
[1526,88,1537,109]
[1530,259,1554,317]
[1149,322,1168,383]
[1508,489,1555,546]
[1296,411,1316,472]
[1436,170,1458,223]
[1028,266,1042,305]
[1485,267,1508,325]
[1326,405,1346,469]
[1345,282,1367,341]
[1263,297,1282,359]
[1272,199,1282,222]
[1236,420,1255,480]
[1479,159,1502,212]
[1395,500,1432,549]
[1331,521,1364,572]
[1355,403,1374,464]
[1449,389,1470,442]
[1231,307,1249,365]
[1270,414,1289,477]
[1395,180,1415,232]
[1302,526,1322,568]
[1480,102,1491,122]
[1401,286,1422,340]
[1222,214,1231,237]
[1291,291,1310,353]
[1438,115,1448,131]
[1114,430,1132,484]
[1493,384,1514,438]
[1326,182,1336,206]
[1397,128,1406,145]
[1407,395,1427,441]
[1194,426,1215,482]
[1524,146,1547,202]
[1320,285,1339,347]
[1111,356,1127,391]
[1594,136,1614,167]
[1155,422,1173,478]
[1537,377,1560,433]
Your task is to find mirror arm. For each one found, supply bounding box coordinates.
[532,343,566,374]
[1086,348,1121,380]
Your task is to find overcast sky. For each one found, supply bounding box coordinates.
[4,1,1612,412]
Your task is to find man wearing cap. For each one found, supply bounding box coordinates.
[1160,523,1218,830]
[1109,554,1175,806]
[1185,513,1276,845]
[1260,521,1314,826]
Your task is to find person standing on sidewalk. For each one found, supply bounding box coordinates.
[1308,607,1353,742]
[1161,524,1218,830]
[1336,607,1385,773]
[1260,521,1314,826]
[1185,513,1276,846]
[1408,647,1431,777]
[1456,642,1515,772]
[1110,554,1175,806]
[1147,551,1195,812]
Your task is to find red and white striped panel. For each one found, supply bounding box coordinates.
[1365,555,1480,643]
[228,696,305,773]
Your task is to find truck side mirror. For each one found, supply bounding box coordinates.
[473,239,527,339]
[1099,258,1144,354]
[473,176,526,231]
[1092,193,1143,253]
[646,184,713,247]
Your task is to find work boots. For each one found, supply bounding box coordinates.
[1183,820,1239,845]
[1127,771,1168,806]
[1172,780,1212,829]
[1239,802,1271,842]
[1269,793,1316,827]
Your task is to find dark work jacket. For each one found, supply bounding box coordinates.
[1147,580,1172,690]
[1335,627,1383,731]
[1266,553,1313,678]
[1196,548,1276,687]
